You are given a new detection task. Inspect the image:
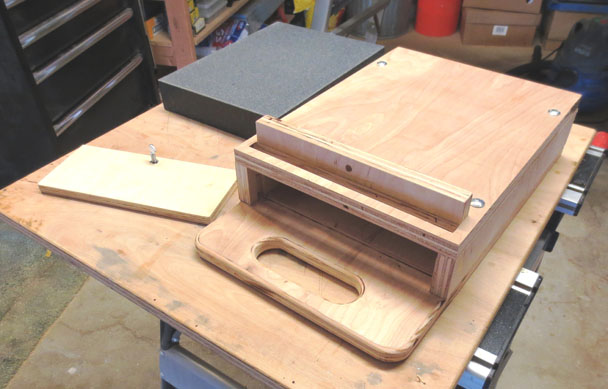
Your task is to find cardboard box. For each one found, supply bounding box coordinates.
[145,14,167,40]
[542,38,563,51]
[463,0,543,14]
[544,10,604,41]
[461,8,542,46]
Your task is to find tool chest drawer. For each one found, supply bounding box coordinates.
[6,0,75,34]
[20,0,126,70]
[54,55,157,153]
[37,15,141,122]
[0,0,159,188]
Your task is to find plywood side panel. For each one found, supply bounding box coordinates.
[267,185,437,276]
[235,139,460,256]
[235,162,262,204]
[445,112,575,297]
[39,145,236,224]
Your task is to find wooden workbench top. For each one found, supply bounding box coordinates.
[0,105,594,388]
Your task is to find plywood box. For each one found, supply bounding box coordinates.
[463,0,543,14]
[461,7,542,46]
[196,48,580,361]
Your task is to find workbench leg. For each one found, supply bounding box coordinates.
[161,320,181,350]
[158,320,242,388]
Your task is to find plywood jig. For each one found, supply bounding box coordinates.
[39,145,236,224]
[196,48,581,361]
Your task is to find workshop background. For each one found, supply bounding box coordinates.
[1,0,607,388]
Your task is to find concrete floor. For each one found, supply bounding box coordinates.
[1,28,608,388]
[0,222,87,388]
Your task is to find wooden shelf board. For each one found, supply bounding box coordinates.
[150,30,172,47]
[149,0,250,66]
[194,0,250,45]
[149,1,251,49]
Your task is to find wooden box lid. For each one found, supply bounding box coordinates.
[239,48,580,257]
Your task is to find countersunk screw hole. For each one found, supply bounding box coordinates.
[548,109,561,116]
[471,198,485,208]
[377,60,388,67]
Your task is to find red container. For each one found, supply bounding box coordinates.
[415,0,462,37]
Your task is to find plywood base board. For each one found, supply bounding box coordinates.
[195,197,444,362]
[39,145,236,224]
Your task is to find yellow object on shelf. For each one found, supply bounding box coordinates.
[190,6,200,24]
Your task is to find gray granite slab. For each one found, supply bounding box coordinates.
[159,22,383,138]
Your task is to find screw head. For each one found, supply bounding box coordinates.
[149,144,158,164]
[548,109,561,116]
[471,198,485,208]
[377,60,388,67]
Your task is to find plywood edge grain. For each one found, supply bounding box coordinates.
[256,116,473,226]
[234,139,460,257]
[38,184,220,224]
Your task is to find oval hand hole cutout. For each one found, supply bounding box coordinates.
[253,238,363,305]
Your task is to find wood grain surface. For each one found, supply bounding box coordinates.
[283,48,580,245]
[255,115,473,227]
[240,48,581,300]
[0,106,594,388]
[38,145,236,224]
[284,48,579,209]
[195,195,443,361]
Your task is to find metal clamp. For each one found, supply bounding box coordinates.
[159,321,242,389]
[556,145,605,216]
[457,268,542,389]
[52,54,142,136]
[33,8,133,84]
[18,0,101,48]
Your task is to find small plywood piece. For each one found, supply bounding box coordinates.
[195,195,443,362]
[39,145,236,223]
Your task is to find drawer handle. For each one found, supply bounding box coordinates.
[33,8,133,84]
[19,0,101,48]
[53,54,143,136]
[5,0,26,9]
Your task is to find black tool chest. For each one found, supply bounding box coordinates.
[1,0,159,188]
